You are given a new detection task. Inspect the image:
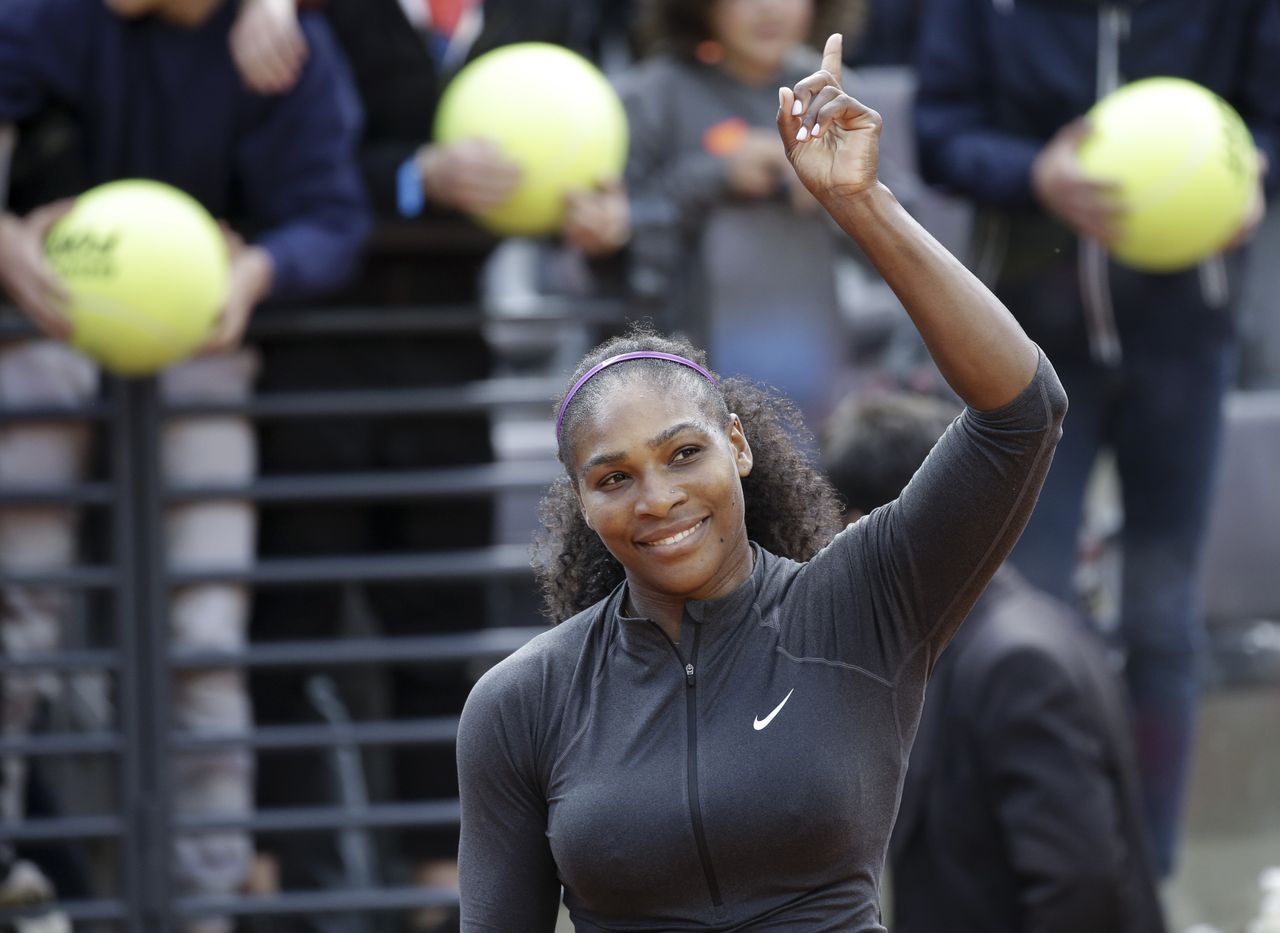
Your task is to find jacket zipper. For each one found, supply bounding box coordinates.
[1079,4,1128,367]
[654,621,724,908]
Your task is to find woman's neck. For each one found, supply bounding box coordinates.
[625,540,755,644]
[627,592,684,644]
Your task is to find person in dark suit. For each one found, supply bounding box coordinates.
[822,391,1167,933]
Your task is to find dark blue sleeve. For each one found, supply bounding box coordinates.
[1237,0,1280,198]
[912,0,1043,208]
[235,14,371,300]
[0,0,94,124]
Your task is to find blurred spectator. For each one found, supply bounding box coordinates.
[0,0,369,929]
[844,0,918,66]
[823,391,1166,933]
[914,0,1280,878]
[620,0,863,429]
[229,0,628,927]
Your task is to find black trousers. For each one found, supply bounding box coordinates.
[251,253,498,915]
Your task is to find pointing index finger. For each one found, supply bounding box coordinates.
[821,33,843,87]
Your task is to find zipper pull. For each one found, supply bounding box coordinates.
[685,663,695,686]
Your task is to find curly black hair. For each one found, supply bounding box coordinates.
[533,324,845,622]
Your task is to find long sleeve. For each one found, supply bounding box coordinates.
[0,0,92,124]
[457,658,561,932]
[786,349,1067,681]
[1237,0,1280,197]
[876,350,1066,666]
[912,0,1043,207]
[974,647,1131,932]
[234,14,371,299]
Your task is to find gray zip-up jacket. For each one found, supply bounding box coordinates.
[458,353,1067,931]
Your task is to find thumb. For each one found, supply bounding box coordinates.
[1058,118,1093,150]
[31,198,77,239]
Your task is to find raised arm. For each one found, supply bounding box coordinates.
[779,34,1038,412]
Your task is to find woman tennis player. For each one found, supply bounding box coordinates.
[457,34,1068,931]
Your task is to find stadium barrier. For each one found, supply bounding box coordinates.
[0,287,628,931]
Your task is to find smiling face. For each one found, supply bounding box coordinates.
[708,0,813,84]
[569,376,755,613]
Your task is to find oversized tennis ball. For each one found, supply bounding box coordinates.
[434,43,628,236]
[1078,77,1258,272]
[44,179,228,375]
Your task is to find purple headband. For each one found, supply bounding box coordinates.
[555,351,719,441]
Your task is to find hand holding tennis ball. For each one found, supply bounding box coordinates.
[1,179,271,375]
[415,137,523,216]
[1032,118,1126,244]
[1038,77,1262,272]
[205,224,274,355]
[433,43,629,236]
[35,180,238,375]
[0,199,77,341]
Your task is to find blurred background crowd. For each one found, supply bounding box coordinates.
[1,0,1279,931]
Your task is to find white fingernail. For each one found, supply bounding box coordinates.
[812,122,822,137]
[791,99,803,116]
[796,126,808,141]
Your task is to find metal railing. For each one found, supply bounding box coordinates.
[1,293,626,930]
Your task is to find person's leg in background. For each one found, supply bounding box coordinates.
[997,254,1110,606]
[1109,267,1237,879]
[1001,359,1110,604]
[368,335,494,933]
[251,338,381,933]
[160,349,259,933]
[0,340,95,917]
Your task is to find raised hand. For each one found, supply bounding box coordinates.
[777,34,882,202]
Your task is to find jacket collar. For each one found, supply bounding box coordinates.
[608,542,765,647]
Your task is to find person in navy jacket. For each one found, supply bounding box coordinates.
[914,0,1280,879]
[0,0,369,927]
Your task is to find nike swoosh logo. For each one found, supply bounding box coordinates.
[753,688,795,731]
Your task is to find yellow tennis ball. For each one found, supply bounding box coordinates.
[434,43,629,236]
[45,179,228,375]
[1078,77,1258,272]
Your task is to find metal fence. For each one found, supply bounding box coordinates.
[0,295,626,931]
